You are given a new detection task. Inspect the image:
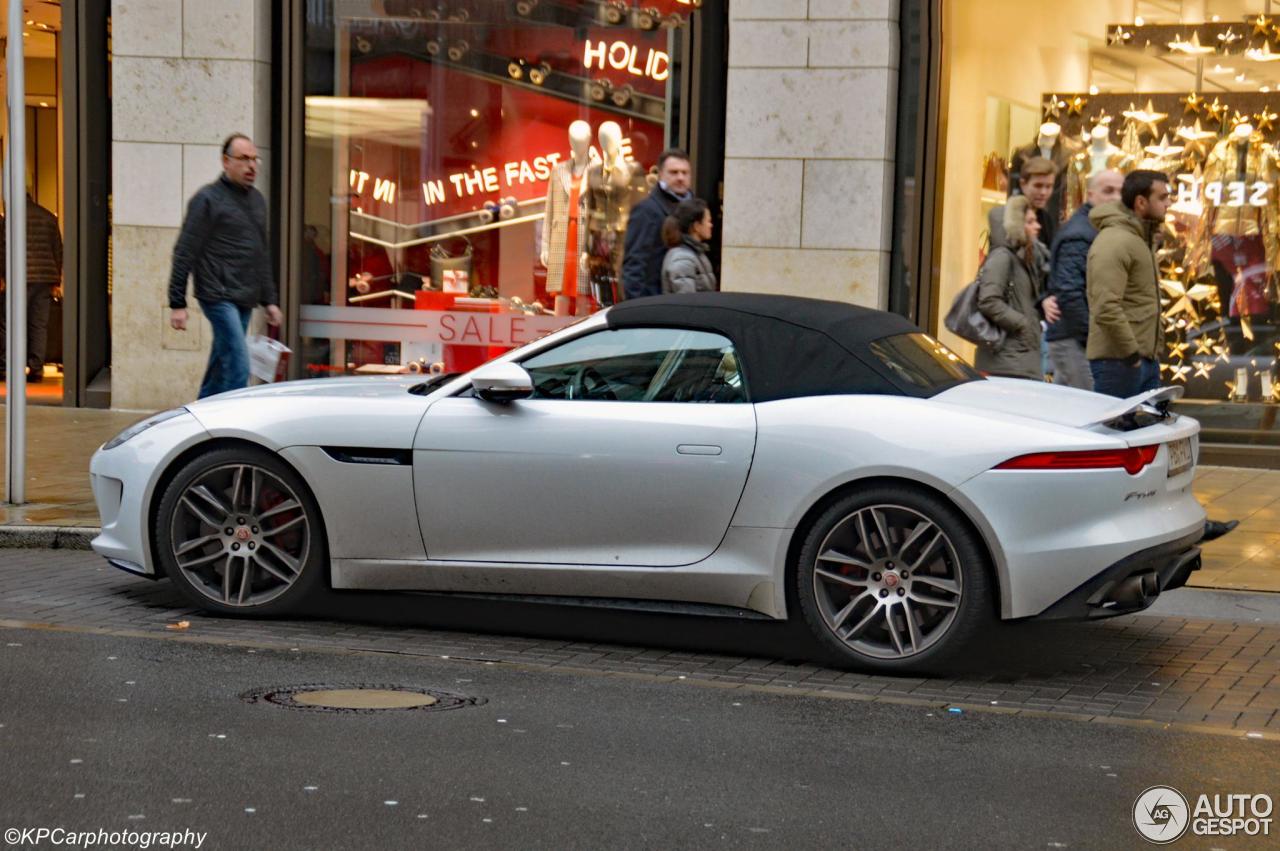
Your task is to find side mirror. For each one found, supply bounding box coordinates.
[470,362,534,403]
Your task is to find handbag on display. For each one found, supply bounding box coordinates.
[430,235,473,293]
[981,153,1009,192]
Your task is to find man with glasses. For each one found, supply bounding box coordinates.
[168,133,282,398]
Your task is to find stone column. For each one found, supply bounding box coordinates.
[720,0,899,308]
[110,0,272,410]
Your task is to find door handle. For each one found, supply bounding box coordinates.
[677,444,723,456]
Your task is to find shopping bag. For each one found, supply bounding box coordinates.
[247,334,291,382]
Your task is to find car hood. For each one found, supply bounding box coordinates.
[192,375,426,405]
[932,378,1169,429]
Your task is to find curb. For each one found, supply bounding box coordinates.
[0,525,98,550]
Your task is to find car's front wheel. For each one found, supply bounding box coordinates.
[794,485,994,673]
[155,446,327,616]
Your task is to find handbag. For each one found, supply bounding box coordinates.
[943,249,1012,350]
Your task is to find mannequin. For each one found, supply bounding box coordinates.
[1010,121,1074,225]
[1036,122,1061,159]
[542,120,594,316]
[1192,122,1280,320]
[1065,123,1131,217]
[585,121,633,306]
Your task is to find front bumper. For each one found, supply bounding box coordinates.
[1035,530,1203,620]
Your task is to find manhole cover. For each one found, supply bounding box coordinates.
[240,684,484,714]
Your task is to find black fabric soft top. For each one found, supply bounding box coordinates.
[605,293,925,402]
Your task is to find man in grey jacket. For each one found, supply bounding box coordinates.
[0,193,63,382]
[168,133,282,398]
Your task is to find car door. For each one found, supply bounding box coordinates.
[413,326,756,566]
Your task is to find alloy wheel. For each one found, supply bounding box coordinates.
[811,504,964,660]
[168,463,311,608]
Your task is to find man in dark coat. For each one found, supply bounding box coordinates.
[1045,169,1122,390]
[622,149,692,300]
[168,133,282,398]
[0,194,64,382]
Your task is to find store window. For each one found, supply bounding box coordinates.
[933,0,1280,448]
[298,0,706,379]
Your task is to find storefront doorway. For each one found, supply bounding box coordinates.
[903,0,1280,464]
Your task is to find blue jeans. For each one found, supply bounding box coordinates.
[197,300,253,399]
[1089,357,1159,399]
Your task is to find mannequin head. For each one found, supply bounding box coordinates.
[598,121,624,157]
[1090,123,1111,145]
[569,120,592,161]
[1038,122,1061,142]
[1232,121,1254,140]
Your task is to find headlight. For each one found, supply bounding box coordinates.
[102,408,187,450]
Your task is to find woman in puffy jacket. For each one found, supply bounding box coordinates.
[974,194,1049,380]
[660,198,718,294]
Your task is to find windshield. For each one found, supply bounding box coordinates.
[869,333,981,395]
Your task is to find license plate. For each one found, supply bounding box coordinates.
[1167,438,1193,478]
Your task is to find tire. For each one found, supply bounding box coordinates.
[793,484,995,674]
[155,446,328,617]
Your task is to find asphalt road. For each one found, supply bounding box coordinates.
[1,625,1277,850]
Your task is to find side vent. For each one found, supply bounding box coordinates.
[322,447,412,466]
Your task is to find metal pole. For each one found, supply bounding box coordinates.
[5,0,27,505]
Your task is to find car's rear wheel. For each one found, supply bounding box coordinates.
[794,485,994,673]
[155,447,327,617]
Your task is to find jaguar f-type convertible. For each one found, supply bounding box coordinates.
[90,294,1206,671]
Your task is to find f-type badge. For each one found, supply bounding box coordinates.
[1125,490,1157,502]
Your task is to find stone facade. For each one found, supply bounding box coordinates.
[720,0,899,308]
[110,0,272,410]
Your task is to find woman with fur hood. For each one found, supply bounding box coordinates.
[974,194,1051,380]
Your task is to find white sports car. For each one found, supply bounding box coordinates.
[90,294,1206,672]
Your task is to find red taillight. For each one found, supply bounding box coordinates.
[995,445,1160,476]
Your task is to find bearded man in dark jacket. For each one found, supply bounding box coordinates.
[1045,169,1122,390]
[168,133,282,398]
[0,193,63,382]
[622,149,692,300]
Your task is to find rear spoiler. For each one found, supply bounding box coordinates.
[1093,386,1183,425]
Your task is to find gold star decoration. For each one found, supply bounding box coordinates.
[1160,277,1216,320]
[1204,97,1228,123]
[1253,14,1273,39]
[1066,95,1088,116]
[1108,26,1133,46]
[1123,99,1167,135]
[1167,339,1190,359]
[1145,134,1185,158]
[1042,94,1065,119]
[1256,109,1278,133]
[1169,32,1215,55]
[1177,119,1218,157]
[1242,314,1255,342]
[1194,335,1216,356]
[1218,27,1242,47]
[1229,111,1254,132]
[1225,380,1237,398]
[1214,342,1230,363]
[1090,108,1113,127]
[1194,361,1214,381]
[1180,92,1205,114]
[1167,363,1191,383]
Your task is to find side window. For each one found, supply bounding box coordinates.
[520,328,747,403]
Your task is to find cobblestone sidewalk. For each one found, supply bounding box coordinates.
[3,550,1279,736]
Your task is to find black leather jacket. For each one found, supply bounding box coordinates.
[168,176,276,309]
